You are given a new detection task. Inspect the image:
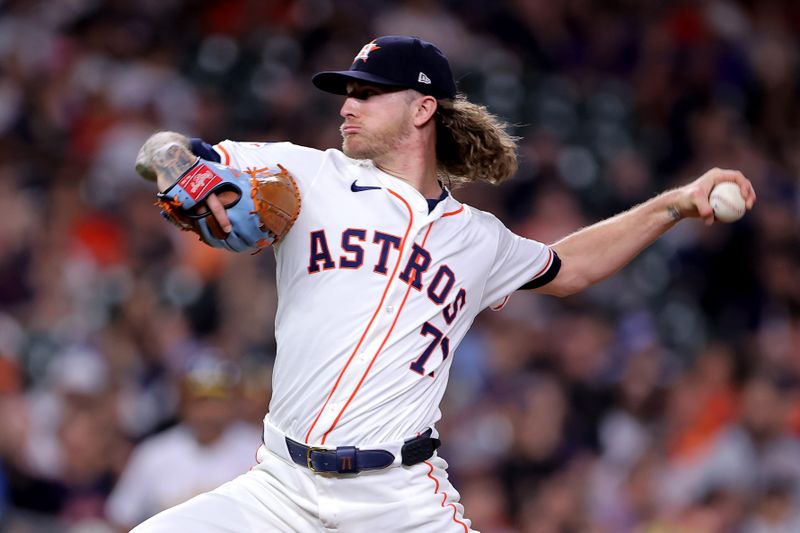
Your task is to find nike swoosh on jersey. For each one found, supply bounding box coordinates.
[351,180,382,192]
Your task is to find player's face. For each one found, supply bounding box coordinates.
[339,82,415,160]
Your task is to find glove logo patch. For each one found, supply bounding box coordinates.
[156,158,300,253]
[178,164,222,201]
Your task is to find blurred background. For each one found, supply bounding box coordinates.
[0,0,799,531]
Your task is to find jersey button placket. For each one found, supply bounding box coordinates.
[382,223,423,321]
[312,201,424,443]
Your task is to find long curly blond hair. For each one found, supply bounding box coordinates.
[435,95,519,188]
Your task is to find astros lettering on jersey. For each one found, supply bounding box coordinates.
[212,140,557,447]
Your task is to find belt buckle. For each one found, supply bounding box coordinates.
[306,446,327,472]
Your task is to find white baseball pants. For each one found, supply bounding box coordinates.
[130,442,475,532]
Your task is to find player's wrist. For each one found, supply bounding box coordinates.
[655,188,687,225]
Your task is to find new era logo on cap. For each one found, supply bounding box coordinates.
[312,35,457,100]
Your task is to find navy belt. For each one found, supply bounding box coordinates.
[285,429,440,474]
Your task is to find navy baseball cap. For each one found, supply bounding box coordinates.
[312,35,457,100]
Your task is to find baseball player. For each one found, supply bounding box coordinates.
[132,36,756,532]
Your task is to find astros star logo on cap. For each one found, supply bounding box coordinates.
[353,41,380,63]
[313,35,457,99]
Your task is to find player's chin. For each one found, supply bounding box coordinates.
[342,138,372,160]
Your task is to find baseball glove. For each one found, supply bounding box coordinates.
[156,158,301,252]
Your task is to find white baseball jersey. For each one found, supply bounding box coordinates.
[212,141,557,448]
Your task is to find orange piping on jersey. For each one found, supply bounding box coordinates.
[531,247,554,279]
[493,248,553,311]
[490,294,510,311]
[304,188,414,444]
[441,205,464,217]
[250,444,264,471]
[490,246,553,312]
[215,143,231,166]
[425,461,470,532]
[320,220,435,444]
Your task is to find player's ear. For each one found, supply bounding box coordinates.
[412,95,438,127]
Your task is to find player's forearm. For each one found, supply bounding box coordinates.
[543,189,683,296]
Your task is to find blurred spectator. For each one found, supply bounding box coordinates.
[743,482,800,533]
[657,343,741,511]
[712,374,800,500]
[105,354,259,530]
[2,346,125,531]
[645,486,747,533]
[588,347,667,530]
[459,474,515,533]
[499,374,587,522]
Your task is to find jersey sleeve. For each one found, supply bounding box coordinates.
[190,138,221,162]
[479,213,560,311]
[211,140,326,192]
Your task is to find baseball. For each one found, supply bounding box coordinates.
[709,181,746,222]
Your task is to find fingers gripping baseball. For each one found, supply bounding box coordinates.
[676,168,757,224]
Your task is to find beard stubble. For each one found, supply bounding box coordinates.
[342,113,414,161]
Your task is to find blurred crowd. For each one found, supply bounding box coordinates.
[0,0,799,531]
